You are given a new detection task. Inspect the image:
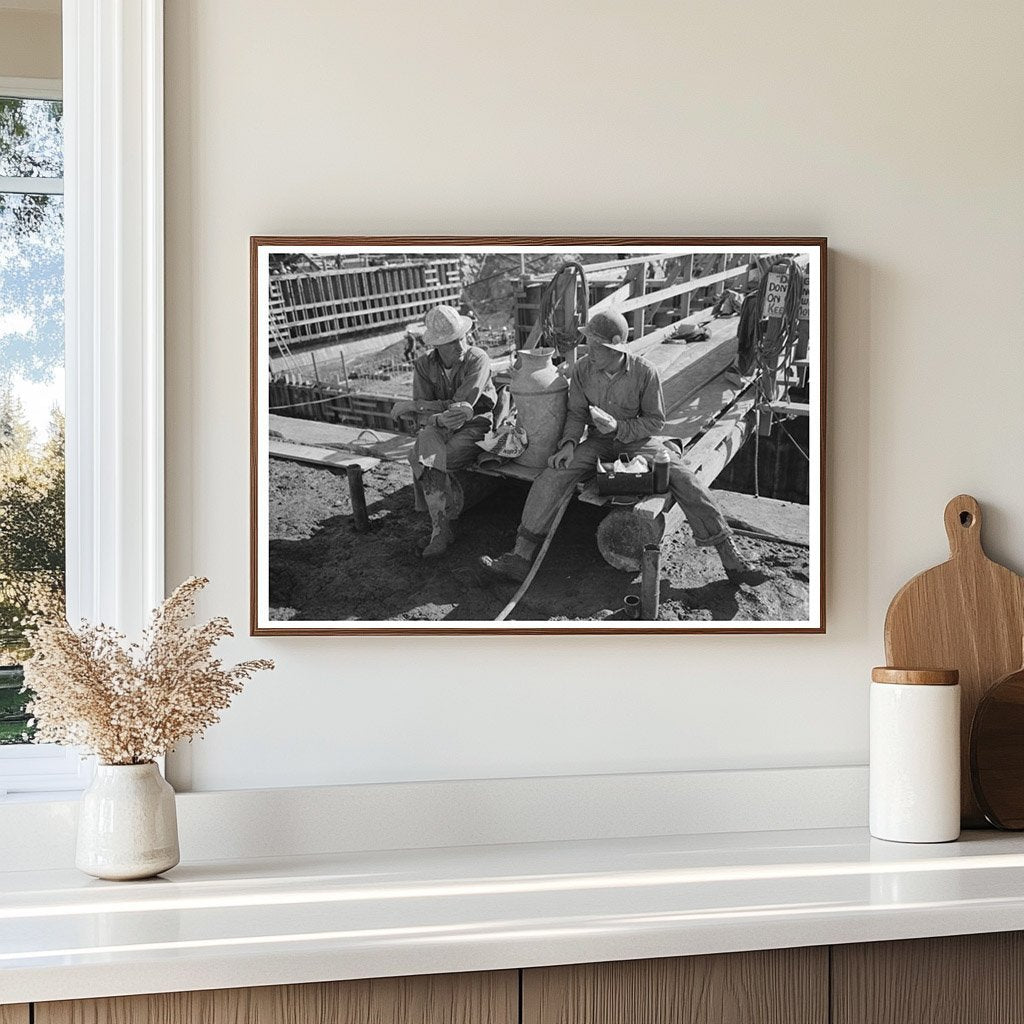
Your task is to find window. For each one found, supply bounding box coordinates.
[0,78,85,796]
[1,6,167,796]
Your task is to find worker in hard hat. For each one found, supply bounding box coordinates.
[392,304,496,558]
[480,308,755,584]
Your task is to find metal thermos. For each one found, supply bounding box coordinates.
[653,449,671,492]
[869,667,961,843]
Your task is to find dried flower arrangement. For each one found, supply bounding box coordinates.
[22,577,273,765]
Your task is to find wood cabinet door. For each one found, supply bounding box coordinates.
[832,932,1024,1024]
[0,1007,30,1024]
[35,971,517,1024]
[523,948,828,1024]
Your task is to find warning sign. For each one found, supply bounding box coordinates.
[799,275,810,322]
[763,269,789,318]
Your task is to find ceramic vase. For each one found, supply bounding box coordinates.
[76,762,181,880]
[511,347,568,468]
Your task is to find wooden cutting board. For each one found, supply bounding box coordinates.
[970,656,1024,829]
[884,494,1024,826]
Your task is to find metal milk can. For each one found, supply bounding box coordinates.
[511,348,569,468]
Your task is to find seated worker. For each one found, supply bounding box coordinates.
[480,309,754,584]
[392,304,496,558]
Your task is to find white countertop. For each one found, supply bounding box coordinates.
[4,826,1024,1004]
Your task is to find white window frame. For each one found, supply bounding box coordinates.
[0,0,165,797]
[0,75,85,796]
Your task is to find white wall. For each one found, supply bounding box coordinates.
[164,0,1024,791]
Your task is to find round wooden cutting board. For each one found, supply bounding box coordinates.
[884,494,1024,827]
[970,660,1024,829]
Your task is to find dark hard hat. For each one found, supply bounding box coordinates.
[579,309,630,352]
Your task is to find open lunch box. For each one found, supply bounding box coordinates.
[596,454,661,496]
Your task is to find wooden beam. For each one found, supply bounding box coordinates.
[768,401,810,416]
[269,414,416,462]
[531,251,714,278]
[683,394,758,485]
[660,338,739,415]
[628,262,648,343]
[662,370,747,441]
[615,264,749,315]
[589,281,632,315]
[645,261,683,318]
[268,440,379,473]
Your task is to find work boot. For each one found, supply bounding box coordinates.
[422,488,454,560]
[715,536,761,584]
[479,552,531,583]
[422,521,455,559]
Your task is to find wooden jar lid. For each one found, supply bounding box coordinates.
[871,667,960,686]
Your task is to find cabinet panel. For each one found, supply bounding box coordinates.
[0,1007,29,1024]
[832,932,1024,1024]
[523,948,828,1024]
[36,971,517,1024]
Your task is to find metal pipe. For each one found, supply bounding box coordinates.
[346,465,369,533]
[640,544,661,620]
[339,346,349,390]
[623,595,641,619]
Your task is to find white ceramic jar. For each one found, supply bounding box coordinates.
[76,762,180,880]
[870,667,961,843]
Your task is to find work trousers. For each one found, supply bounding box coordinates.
[519,434,732,547]
[409,418,490,513]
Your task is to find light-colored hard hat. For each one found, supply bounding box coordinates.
[579,309,630,352]
[423,304,474,347]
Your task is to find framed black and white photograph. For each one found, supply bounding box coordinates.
[251,237,826,634]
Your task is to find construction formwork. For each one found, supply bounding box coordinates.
[271,257,463,350]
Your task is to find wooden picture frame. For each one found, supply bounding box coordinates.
[251,237,827,635]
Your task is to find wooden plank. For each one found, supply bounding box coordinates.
[627,319,740,417]
[662,370,746,443]
[268,413,416,462]
[645,260,683,319]
[683,393,757,485]
[268,439,379,472]
[0,1007,29,1024]
[37,971,518,1024]
[630,304,733,353]
[615,264,749,315]
[628,262,647,343]
[523,949,827,1024]
[714,489,811,546]
[661,338,739,414]
[531,255,654,277]
[472,461,544,483]
[589,280,632,315]
[832,933,1024,1024]
[768,401,810,416]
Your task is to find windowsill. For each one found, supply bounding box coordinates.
[3,826,1024,1005]
[0,789,84,804]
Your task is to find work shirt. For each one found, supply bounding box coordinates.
[559,352,666,447]
[412,345,497,419]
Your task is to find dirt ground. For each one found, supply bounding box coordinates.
[268,458,810,624]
